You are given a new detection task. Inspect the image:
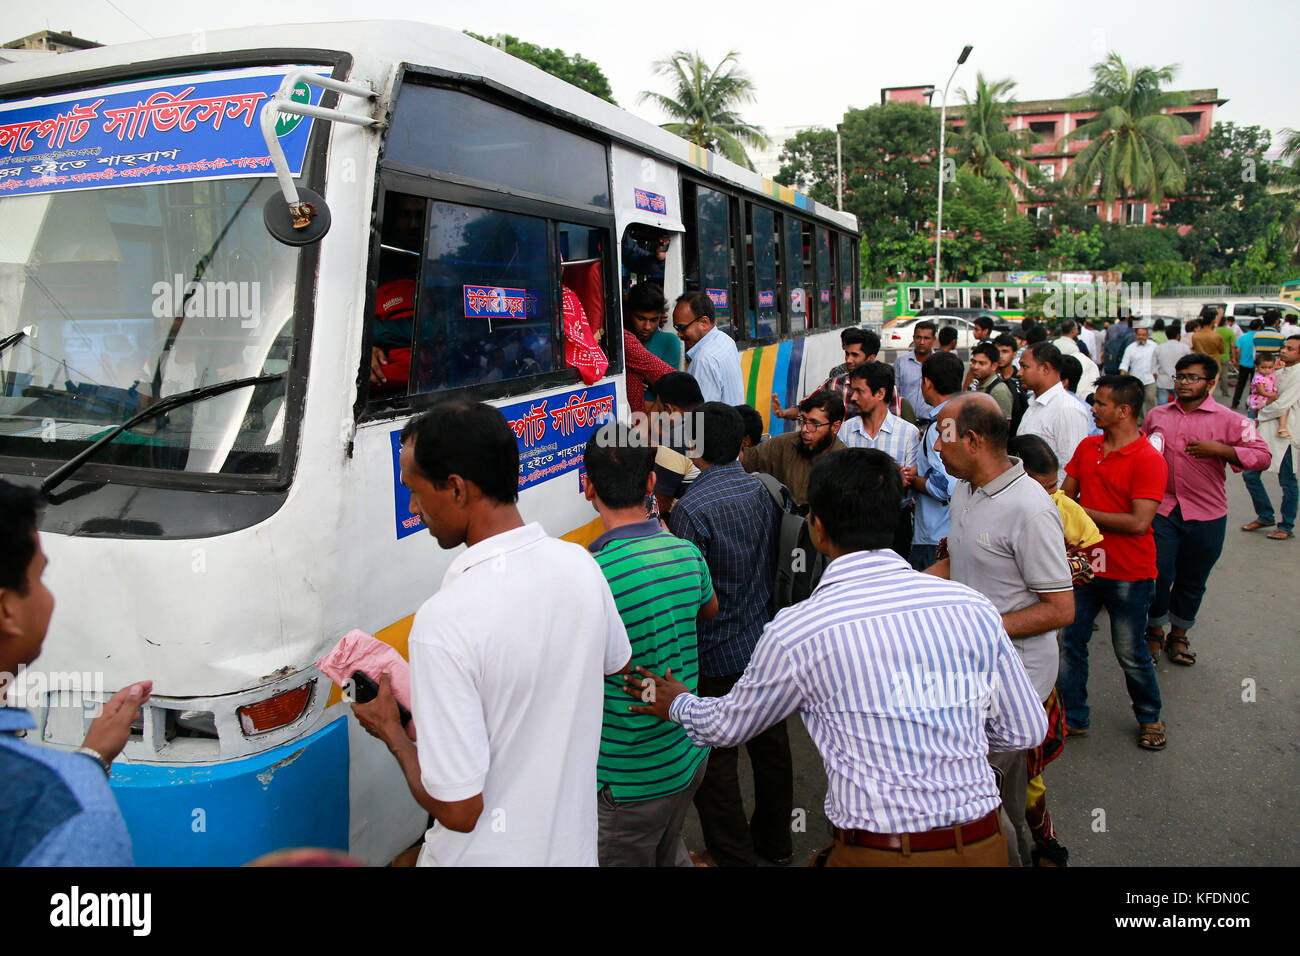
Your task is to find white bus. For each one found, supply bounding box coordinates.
[0,21,859,865]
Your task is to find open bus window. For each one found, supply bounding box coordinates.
[410,202,556,395]
[621,225,668,289]
[369,192,425,397]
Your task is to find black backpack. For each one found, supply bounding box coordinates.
[991,375,1030,436]
[753,473,826,612]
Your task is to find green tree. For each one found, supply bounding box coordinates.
[839,102,940,283]
[465,32,616,104]
[1163,122,1297,280]
[776,128,838,206]
[638,50,769,169]
[1059,53,1193,207]
[941,169,1035,279]
[948,74,1040,197]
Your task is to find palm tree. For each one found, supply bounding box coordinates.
[638,50,770,170]
[1059,53,1193,208]
[948,73,1040,197]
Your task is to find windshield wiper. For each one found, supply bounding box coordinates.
[39,373,283,497]
[0,326,34,360]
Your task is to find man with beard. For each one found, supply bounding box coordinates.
[743,390,846,507]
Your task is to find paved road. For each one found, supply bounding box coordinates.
[683,477,1300,866]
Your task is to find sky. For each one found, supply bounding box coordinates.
[5,0,1296,153]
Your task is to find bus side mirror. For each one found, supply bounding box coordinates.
[264,187,332,246]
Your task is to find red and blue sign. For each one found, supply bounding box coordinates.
[820,289,832,304]
[757,290,775,308]
[0,66,327,197]
[634,188,667,214]
[463,285,540,320]
[705,288,728,309]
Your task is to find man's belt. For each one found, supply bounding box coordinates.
[833,809,1001,852]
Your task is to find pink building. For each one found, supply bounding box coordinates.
[883,86,1225,226]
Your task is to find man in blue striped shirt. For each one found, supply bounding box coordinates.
[674,292,745,405]
[666,402,789,866]
[630,448,1048,866]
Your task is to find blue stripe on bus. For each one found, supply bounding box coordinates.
[110,716,349,866]
[785,336,806,429]
[771,340,793,434]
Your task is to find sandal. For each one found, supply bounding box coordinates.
[1165,635,1196,666]
[1145,626,1165,665]
[1241,519,1275,532]
[1065,724,1089,738]
[1266,529,1294,540]
[1137,721,1167,751]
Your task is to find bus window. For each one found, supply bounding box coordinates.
[815,227,833,328]
[621,224,669,289]
[559,220,611,369]
[944,287,961,309]
[785,215,807,332]
[1005,287,1022,310]
[748,204,778,339]
[686,183,733,330]
[387,84,609,209]
[994,288,1007,310]
[908,286,923,312]
[411,201,556,394]
[839,234,855,326]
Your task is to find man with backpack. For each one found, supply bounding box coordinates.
[970,341,1015,422]
[666,403,790,866]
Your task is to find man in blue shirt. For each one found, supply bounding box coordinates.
[903,352,962,570]
[0,480,151,866]
[895,321,937,422]
[667,403,788,866]
[674,292,744,405]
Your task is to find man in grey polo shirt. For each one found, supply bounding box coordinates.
[925,393,1075,866]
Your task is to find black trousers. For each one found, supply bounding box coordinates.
[1231,364,1253,409]
[892,503,915,560]
[693,672,794,866]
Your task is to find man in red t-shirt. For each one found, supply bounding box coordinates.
[1059,374,1170,751]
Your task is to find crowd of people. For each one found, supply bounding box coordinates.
[3,295,1295,869]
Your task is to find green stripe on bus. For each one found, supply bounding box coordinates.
[746,345,764,405]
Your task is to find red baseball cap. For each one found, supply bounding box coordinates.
[375,279,416,323]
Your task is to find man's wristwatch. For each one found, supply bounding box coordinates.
[75,746,112,776]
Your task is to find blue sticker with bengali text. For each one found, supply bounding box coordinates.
[504,382,617,491]
[0,66,327,197]
[705,288,728,309]
[634,188,667,214]
[390,429,425,540]
[758,290,775,308]
[463,285,540,320]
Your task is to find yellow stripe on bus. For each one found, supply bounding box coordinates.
[756,345,779,434]
[324,515,608,706]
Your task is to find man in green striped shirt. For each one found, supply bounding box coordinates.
[583,424,717,866]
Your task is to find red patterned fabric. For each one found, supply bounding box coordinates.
[563,287,608,385]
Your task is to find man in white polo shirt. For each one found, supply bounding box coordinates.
[353,401,631,866]
[1018,342,1092,485]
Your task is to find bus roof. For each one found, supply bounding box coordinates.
[0,19,857,233]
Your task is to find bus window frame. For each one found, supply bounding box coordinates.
[359,170,620,420]
[0,47,350,496]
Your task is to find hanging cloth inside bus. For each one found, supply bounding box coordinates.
[562,286,608,385]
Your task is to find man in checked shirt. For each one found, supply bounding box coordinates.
[631,448,1047,867]
[666,402,787,866]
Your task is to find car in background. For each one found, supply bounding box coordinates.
[882,314,984,351]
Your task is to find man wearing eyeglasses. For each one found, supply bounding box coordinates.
[742,390,846,507]
[673,292,745,405]
[1140,353,1271,667]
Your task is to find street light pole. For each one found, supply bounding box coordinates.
[836,125,843,211]
[934,44,972,302]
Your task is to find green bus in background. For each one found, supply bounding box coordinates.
[881,274,1111,326]
[1281,278,1300,306]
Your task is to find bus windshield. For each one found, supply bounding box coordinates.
[0,177,300,478]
